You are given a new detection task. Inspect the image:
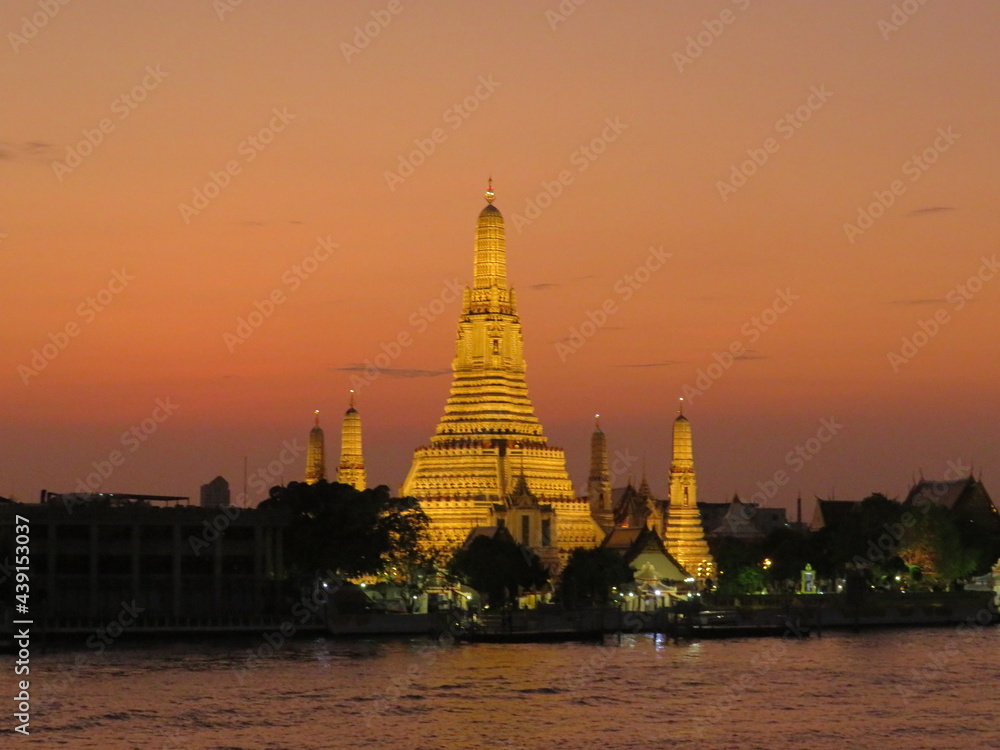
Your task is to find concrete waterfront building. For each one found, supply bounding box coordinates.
[305,410,325,484]
[401,182,603,558]
[663,399,715,580]
[8,492,296,626]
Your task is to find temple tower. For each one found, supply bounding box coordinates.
[664,399,716,580]
[337,390,366,490]
[402,182,602,555]
[305,410,325,484]
[588,415,614,531]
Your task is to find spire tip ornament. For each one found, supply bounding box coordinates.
[485,176,495,204]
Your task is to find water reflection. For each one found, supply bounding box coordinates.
[19,628,1000,750]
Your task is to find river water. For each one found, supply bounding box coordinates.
[7,626,999,749]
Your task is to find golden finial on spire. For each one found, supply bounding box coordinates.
[349,389,355,409]
[595,413,601,429]
[678,397,684,416]
[485,176,495,204]
[314,409,320,427]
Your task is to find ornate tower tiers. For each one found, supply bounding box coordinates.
[305,411,325,484]
[588,415,614,532]
[402,183,601,555]
[337,391,366,491]
[664,399,716,581]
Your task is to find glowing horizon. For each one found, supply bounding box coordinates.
[2,2,998,519]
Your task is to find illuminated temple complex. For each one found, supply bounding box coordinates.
[400,183,603,560]
[310,182,715,581]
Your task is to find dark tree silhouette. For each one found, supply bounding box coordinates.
[448,533,549,607]
[557,547,634,608]
[259,480,428,583]
[897,503,977,585]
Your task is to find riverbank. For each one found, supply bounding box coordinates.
[6,591,995,650]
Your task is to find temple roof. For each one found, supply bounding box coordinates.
[600,526,688,579]
[811,499,860,530]
[903,476,977,510]
[613,482,652,528]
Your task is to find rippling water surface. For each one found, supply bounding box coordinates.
[8,627,1000,749]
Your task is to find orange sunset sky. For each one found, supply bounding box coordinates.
[2,0,998,517]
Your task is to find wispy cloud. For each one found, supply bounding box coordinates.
[238,219,306,227]
[906,206,956,217]
[0,141,60,163]
[616,361,682,368]
[335,365,449,378]
[889,298,946,306]
[527,274,595,291]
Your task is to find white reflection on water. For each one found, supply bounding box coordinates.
[12,627,1000,750]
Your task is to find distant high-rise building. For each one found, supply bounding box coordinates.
[663,400,715,580]
[305,411,325,484]
[337,391,366,490]
[401,182,602,556]
[200,476,230,508]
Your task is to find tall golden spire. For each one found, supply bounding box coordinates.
[337,390,366,490]
[588,413,613,530]
[472,178,508,295]
[664,402,715,581]
[672,400,694,469]
[305,410,325,484]
[402,185,602,555]
[407,184,541,449]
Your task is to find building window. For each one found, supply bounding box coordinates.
[521,515,530,546]
[541,519,551,547]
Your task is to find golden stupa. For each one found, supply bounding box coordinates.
[402,182,602,554]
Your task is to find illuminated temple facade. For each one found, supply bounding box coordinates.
[401,184,603,559]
